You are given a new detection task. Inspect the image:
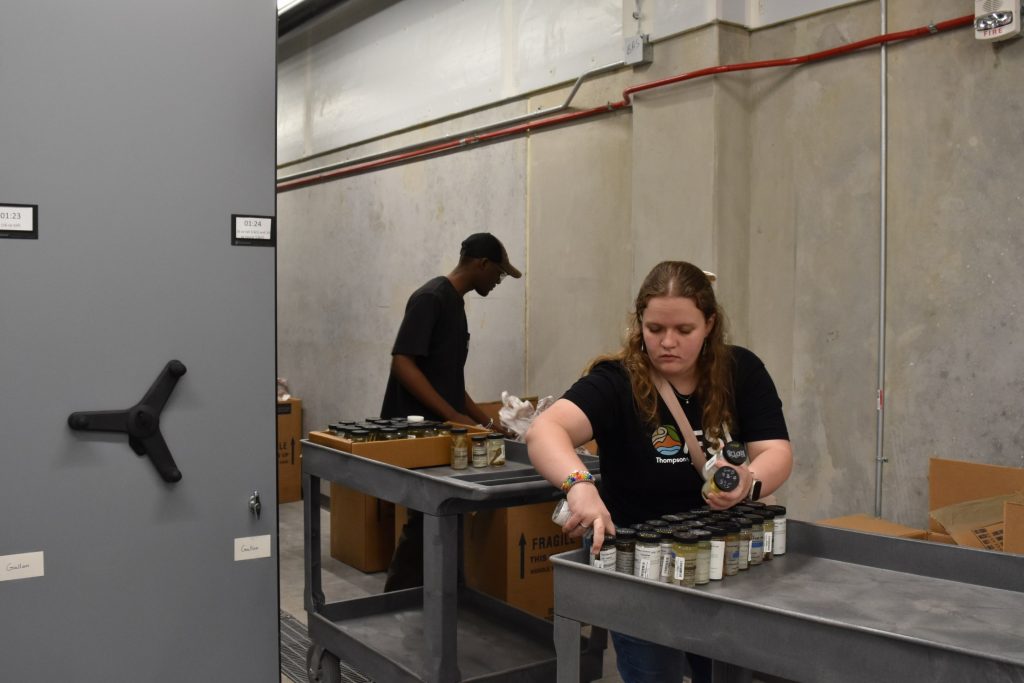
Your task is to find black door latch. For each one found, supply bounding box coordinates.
[68,360,187,483]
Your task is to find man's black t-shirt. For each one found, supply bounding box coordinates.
[381,276,469,421]
[562,346,788,526]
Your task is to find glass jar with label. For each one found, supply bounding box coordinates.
[633,531,661,581]
[657,528,676,584]
[760,508,776,561]
[614,528,637,575]
[671,532,698,588]
[705,525,726,581]
[486,433,506,466]
[349,428,369,443]
[701,466,741,500]
[436,423,453,437]
[450,427,469,469]
[362,425,381,442]
[590,532,617,571]
[745,514,765,566]
[470,434,488,468]
[736,516,752,570]
[721,521,741,576]
[765,505,787,555]
[419,421,438,437]
[691,529,712,585]
[378,427,400,441]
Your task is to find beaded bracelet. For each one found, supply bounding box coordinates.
[560,470,595,493]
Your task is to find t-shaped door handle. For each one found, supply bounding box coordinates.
[68,360,187,483]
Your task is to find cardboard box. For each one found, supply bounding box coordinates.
[463,501,581,621]
[277,398,303,504]
[817,460,1024,555]
[816,513,927,539]
[329,483,396,573]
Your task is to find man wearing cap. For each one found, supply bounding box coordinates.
[380,232,521,590]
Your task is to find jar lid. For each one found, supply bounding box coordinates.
[643,519,669,528]
[350,429,369,436]
[671,531,698,543]
[450,427,468,433]
[703,525,726,537]
[766,505,787,515]
[712,466,740,491]
[718,521,741,533]
[661,514,684,524]
[722,441,748,465]
[406,415,425,423]
[630,523,654,532]
[657,528,675,539]
[471,434,487,441]
[741,515,764,526]
[380,427,397,434]
[363,425,380,432]
[637,531,660,542]
[486,433,504,439]
[735,516,753,528]
[614,527,637,539]
[691,529,712,539]
[740,500,767,509]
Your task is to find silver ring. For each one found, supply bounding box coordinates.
[580,521,590,528]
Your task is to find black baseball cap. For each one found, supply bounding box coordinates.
[460,233,522,278]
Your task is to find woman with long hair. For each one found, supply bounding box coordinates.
[526,261,792,683]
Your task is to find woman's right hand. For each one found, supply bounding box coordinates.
[563,483,615,554]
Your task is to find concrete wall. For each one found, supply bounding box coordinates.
[278,0,1024,528]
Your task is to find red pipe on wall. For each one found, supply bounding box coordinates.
[276,14,972,194]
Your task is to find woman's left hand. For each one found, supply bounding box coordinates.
[703,464,752,510]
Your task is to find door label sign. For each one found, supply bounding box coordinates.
[231,214,275,246]
[0,203,38,239]
[234,535,272,561]
[1,551,44,582]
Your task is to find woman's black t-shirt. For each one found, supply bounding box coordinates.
[562,345,788,526]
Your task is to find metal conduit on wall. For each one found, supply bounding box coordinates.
[277,13,973,193]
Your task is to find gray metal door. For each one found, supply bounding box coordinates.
[1,2,278,680]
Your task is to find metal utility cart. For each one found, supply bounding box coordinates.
[302,439,606,683]
[551,520,1024,682]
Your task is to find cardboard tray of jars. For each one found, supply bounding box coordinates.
[549,519,1024,683]
[307,422,492,469]
[302,437,601,515]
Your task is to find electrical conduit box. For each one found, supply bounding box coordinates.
[975,0,1021,41]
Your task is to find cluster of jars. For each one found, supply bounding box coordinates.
[589,502,788,588]
[449,428,506,469]
[327,416,451,442]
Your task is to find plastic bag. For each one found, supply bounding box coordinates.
[498,391,592,457]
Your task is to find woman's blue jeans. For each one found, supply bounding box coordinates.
[610,631,711,683]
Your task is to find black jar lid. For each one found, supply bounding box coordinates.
[672,531,698,543]
[486,432,504,440]
[379,427,398,435]
[630,523,654,532]
[739,500,767,509]
[703,525,726,537]
[450,426,468,433]
[718,520,741,533]
[661,514,685,524]
[614,527,637,539]
[735,516,753,528]
[471,434,487,441]
[765,505,787,515]
[691,529,712,540]
[350,429,369,436]
[643,519,669,528]
[741,515,763,527]
[637,531,660,543]
[657,528,676,540]
[713,466,741,491]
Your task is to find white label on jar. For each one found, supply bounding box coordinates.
[764,531,773,554]
[709,540,725,580]
[660,544,674,582]
[774,519,787,554]
[591,545,616,570]
[634,545,660,580]
[674,555,685,582]
[452,446,468,468]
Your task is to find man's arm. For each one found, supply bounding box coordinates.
[391,354,474,424]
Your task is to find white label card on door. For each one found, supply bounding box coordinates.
[1,551,44,581]
[0,204,38,239]
[231,214,275,246]
[234,535,272,561]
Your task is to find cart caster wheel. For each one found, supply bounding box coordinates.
[306,644,341,683]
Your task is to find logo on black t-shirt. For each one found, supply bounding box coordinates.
[651,425,683,457]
